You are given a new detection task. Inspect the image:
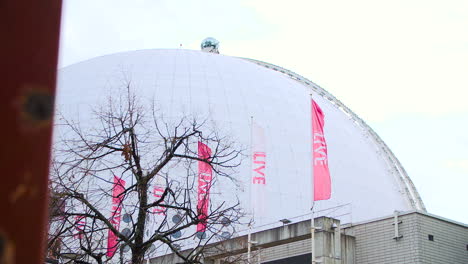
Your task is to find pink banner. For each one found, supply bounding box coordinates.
[251,121,266,218]
[312,99,331,201]
[152,179,166,215]
[107,176,126,257]
[197,142,212,233]
[73,215,86,239]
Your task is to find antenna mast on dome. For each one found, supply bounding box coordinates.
[201,37,220,54]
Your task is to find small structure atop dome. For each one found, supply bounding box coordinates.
[201,37,219,54]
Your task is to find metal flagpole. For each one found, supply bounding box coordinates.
[310,94,316,264]
[311,205,316,264]
[248,116,254,264]
[247,224,252,263]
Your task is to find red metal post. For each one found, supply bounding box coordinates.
[0,0,62,263]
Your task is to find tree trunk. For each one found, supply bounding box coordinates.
[131,248,145,264]
[132,179,148,264]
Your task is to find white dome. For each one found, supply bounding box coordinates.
[56,49,425,227]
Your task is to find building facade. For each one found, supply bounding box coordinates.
[150,211,467,264]
[55,47,462,263]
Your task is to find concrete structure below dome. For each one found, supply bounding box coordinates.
[149,211,467,264]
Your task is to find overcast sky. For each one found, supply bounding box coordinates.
[58,0,467,223]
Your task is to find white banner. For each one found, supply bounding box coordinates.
[251,121,266,220]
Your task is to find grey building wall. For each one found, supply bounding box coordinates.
[150,217,355,264]
[346,212,422,263]
[346,211,467,264]
[257,217,355,264]
[258,238,311,263]
[417,213,467,264]
[150,212,466,264]
[258,235,355,264]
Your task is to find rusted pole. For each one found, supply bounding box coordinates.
[0,0,62,263]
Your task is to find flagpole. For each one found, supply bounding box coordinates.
[247,224,252,263]
[249,116,254,213]
[310,95,332,263]
[311,205,315,264]
[248,116,253,264]
[310,94,316,264]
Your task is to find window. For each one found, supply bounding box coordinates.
[428,234,434,241]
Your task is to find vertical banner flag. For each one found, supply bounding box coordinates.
[152,176,166,215]
[311,99,331,201]
[73,215,86,239]
[197,142,213,233]
[146,176,166,242]
[107,176,126,257]
[251,121,267,219]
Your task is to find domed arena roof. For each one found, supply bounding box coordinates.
[56,49,425,228]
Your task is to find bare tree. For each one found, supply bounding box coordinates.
[47,85,245,264]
